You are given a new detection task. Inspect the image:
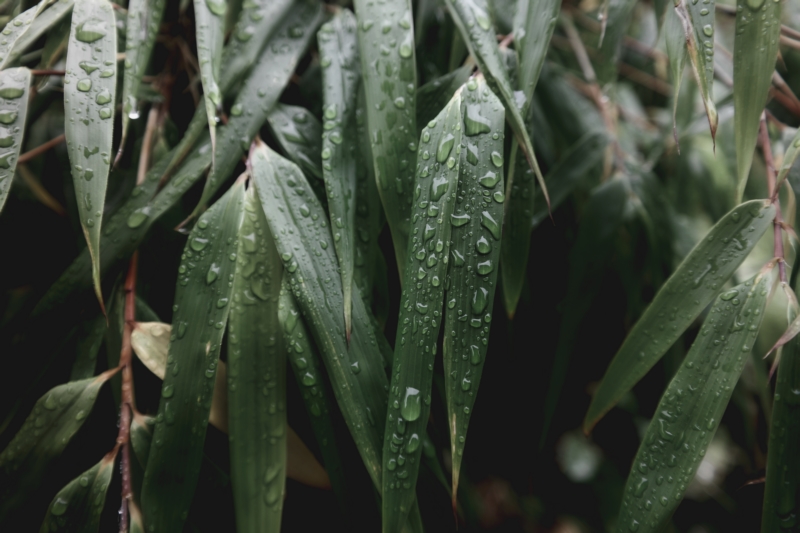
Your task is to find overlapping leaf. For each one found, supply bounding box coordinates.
[584,199,776,432]
[266,103,323,181]
[140,181,245,533]
[64,0,116,308]
[0,0,47,70]
[0,67,30,214]
[193,0,226,154]
[617,269,772,533]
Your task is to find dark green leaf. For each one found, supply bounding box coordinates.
[0,67,30,213]
[266,103,323,181]
[193,0,226,153]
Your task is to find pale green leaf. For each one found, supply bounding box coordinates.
[0,67,31,214]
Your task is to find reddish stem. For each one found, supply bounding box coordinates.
[760,115,787,283]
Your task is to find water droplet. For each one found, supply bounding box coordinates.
[0,132,13,148]
[405,434,420,453]
[437,133,455,163]
[302,372,316,386]
[470,345,481,365]
[79,61,99,74]
[478,171,499,188]
[0,86,23,99]
[477,260,494,275]
[472,287,489,314]
[702,24,713,37]
[51,497,69,516]
[401,387,421,421]
[451,213,470,227]
[0,110,17,124]
[205,0,226,16]
[480,211,501,240]
[464,104,492,136]
[720,289,738,301]
[77,78,92,92]
[191,237,209,251]
[430,176,449,201]
[490,151,504,167]
[476,236,491,254]
[76,19,107,43]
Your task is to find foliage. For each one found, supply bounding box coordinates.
[0,0,799,532]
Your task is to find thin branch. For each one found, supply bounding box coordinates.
[761,114,787,283]
[30,69,65,77]
[136,107,160,186]
[17,134,65,164]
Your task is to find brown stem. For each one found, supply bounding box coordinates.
[30,69,65,77]
[760,115,787,283]
[116,253,138,533]
[17,134,65,164]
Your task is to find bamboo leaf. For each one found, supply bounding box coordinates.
[665,3,687,146]
[513,0,559,113]
[593,0,637,84]
[584,199,776,432]
[674,0,718,141]
[0,66,30,214]
[193,0,226,155]
[383,86,463,533]
[120,0,167,148]
[617,269,773,533]
[0,369,118,520]
[227,186,286,531]
[353,0,417,278]
[416,65,473,135]
[763,308,800,532]
[778,127,800,185]
[318,9,360,338]
[131,321,171,379]
[68,312,107,380]
[140,180,245,533]
[733,0,781,202]
[266,103,323,181]
[278,280,347,504]
[444,0,550,208]
[38,452,115,533]
[4,0,74,69]
[443,76,503,501]
[64,0,117,308]
[195,0,323,211]
[0,0,47,71]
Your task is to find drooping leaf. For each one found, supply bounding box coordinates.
[584,199,776,432]
[120,0,168,148]
[762,307,800,532]
[0,67,31,214]
[443,76,503,501]
[674,0,718,141]
[227,186,286,531]
[193,0,226,155]
[0,368,118,520]
[0,0,47,71]
[278,280,347,507]
[353,0,417,278]
[38,451,115,533]
[140,181,245,533]
[318,9,360,338]
[512,0,558,113]
[383,86,463,533]
[4,0,74,69]
[64,0,117,308]
[266,103,323,181]
[617,269,773,533]
[444,0,549,208]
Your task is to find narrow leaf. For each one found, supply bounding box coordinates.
[617,269,772,533]
[120,0,168,147]
[416,65,473,135]
[674,0,718,141]
[444,0,550,208]
[665,3,687,147]
[443,76,504,501]
[69,312,107,380]
[0,369,118,520]
[4,0,74,69]
[763,310,800,532]
[227,186,286,531]
[266,103,323,181]
[0,0,47,70]
[193,0,226,155]
[0,67,31,214]
[584,199,776,432]
[64,0,117,308]
[131,321,171,379]
[39,452,115,533]
[513,0,559,113]
[383,86,463,533]
[778,127,800,185]
[318,9,360,339]
[141,181,245,533]
[593,0,637,84]
[353,0,417,278]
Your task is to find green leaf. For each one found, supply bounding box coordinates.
[278,279,348,510]
[227,186,286,531]
[195,0,323,211]
[617,269,773,533]
[0,0,47,70]
[266,103,323,181]
[444,0,550,208]
[0,67,30,214]
[4,0,74,69]
[778,127,800,185]
[193,0,226,154]
[443,76,504,501]
[674,0,718,141]
[415,65,473,136]
[120,0,167,148]
[36,13,71,72]
[68,312,107,380]
[38,452,115,533]
[318,9,360,338]
[584,199,776,432]
[140,180,245,533]
[0,369,117,520]
[733,0,781,202]
[131,412,154,469]
[353,0,417,278]
[763,307,800,532]
[664,3,687,146]
[512,0,558,113]
[593,0,637,84]
[383,85,463,533]
[64,0,117,308]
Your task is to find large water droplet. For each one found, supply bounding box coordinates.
[0,86,23,99]
[51,497,69,516]
[401,387,421,421]
[478,171,499,188]
[436,133,455,163]
[76,20,107,42]
[430,176,449,201]
[205,0,226,16]
[472,287,489,314]
[480,211,501,240]
[464,104,492,136]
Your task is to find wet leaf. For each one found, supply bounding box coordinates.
[140,181,245,533]
[353,0,417,278]
[38,452,115,533]
[778,127,800,185]
[0,0,47,70]
[617,269,773,533]
[443,76,503,501]
[584,199,776,432]
[0,67,30,214]
[513,0,558,112]
[266,103,323,181]
[416,65,473,135]
[193,0,226,155]
[64,0,117,308]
